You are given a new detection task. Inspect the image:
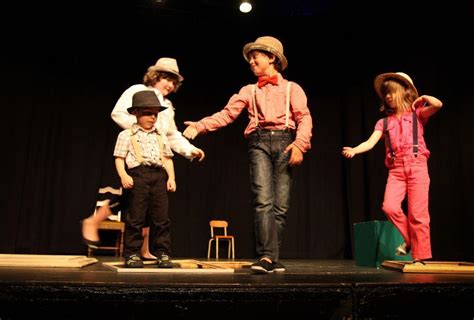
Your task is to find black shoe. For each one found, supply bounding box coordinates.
[80,220,100,249]
[273,261,286,272]
[81,237,100,249]
[125,254,144,268]
[157,254,173,268]
[250,259,275,274]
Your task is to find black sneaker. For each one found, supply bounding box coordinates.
[250,259,275,274]
[125,254,144,268]
[273,261,286,272]
[157,254,173,268]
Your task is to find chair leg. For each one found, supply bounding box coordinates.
[227,240,231,259]
[207,239,213,259]
[216,239,219,259]
[231,238,235,259]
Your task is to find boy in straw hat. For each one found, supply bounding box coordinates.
[183,36,313,273]
[112,57,205,161]
[82,57,205,260]
[113,90,176,268]
[342,72,443,263]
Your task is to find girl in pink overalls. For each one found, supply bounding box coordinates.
[342,72,443,263]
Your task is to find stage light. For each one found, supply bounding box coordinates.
[239,1,252,13]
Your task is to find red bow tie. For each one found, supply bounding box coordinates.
[257,75,278,88]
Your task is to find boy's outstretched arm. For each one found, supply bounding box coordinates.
[342,130,383,158]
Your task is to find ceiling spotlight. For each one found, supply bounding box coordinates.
[239,1,252,13]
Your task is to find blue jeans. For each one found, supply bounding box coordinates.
[247,129,293,262]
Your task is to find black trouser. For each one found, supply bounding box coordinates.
[124,165,170,258]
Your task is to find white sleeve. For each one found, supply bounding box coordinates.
[159,105,197,159]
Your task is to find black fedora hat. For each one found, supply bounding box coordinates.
[127,90,166,114]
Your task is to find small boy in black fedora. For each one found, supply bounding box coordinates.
[110,57,205,260]
[114,90,176,268]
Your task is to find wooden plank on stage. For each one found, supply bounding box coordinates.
[103,259,200,268]
[103,260,233,273]
[197,260,252,269]
[382,260,474,273]
[0,254,98,268]
[102,259,252,273]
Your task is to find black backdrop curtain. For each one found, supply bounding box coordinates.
[1,1,473,261]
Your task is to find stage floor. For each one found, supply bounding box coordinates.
[1,257,474,319]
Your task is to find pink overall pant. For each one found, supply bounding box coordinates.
[382,154,432,260]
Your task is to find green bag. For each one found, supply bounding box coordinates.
[354,220,412,267]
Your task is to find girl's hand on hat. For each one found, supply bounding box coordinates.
[183,121,198,140]
[413,95,443,110]
[412,96,426,110]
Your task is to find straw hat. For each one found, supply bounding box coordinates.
[127,90,166,114]
[242,36,288,70]
[374,72,418,99]
[147,57,184,82]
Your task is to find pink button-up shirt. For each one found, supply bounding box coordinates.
[375,107,431,161]
[194,74,313,152]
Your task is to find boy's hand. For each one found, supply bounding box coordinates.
[284,144,303,166]
[121,175,134,189]
[191,148,206,161]
[167,179,176,192]
[183,122,198,140]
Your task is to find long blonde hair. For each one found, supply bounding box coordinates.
[379,79,417,115]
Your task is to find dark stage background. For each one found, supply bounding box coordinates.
[1,1,473,261]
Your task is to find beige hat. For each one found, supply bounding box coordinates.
[242,36,288,71]
[374,72,418,99]
[148,57,184,82]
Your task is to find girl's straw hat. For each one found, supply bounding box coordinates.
[242,36,288,70]
[374,72,419,99]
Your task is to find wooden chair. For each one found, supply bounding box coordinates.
[207,220,235,259]
[87,187,125,257]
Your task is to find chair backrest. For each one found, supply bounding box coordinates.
[209,220,229,237]
[95,186,123,222]
[98,186,123,195]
